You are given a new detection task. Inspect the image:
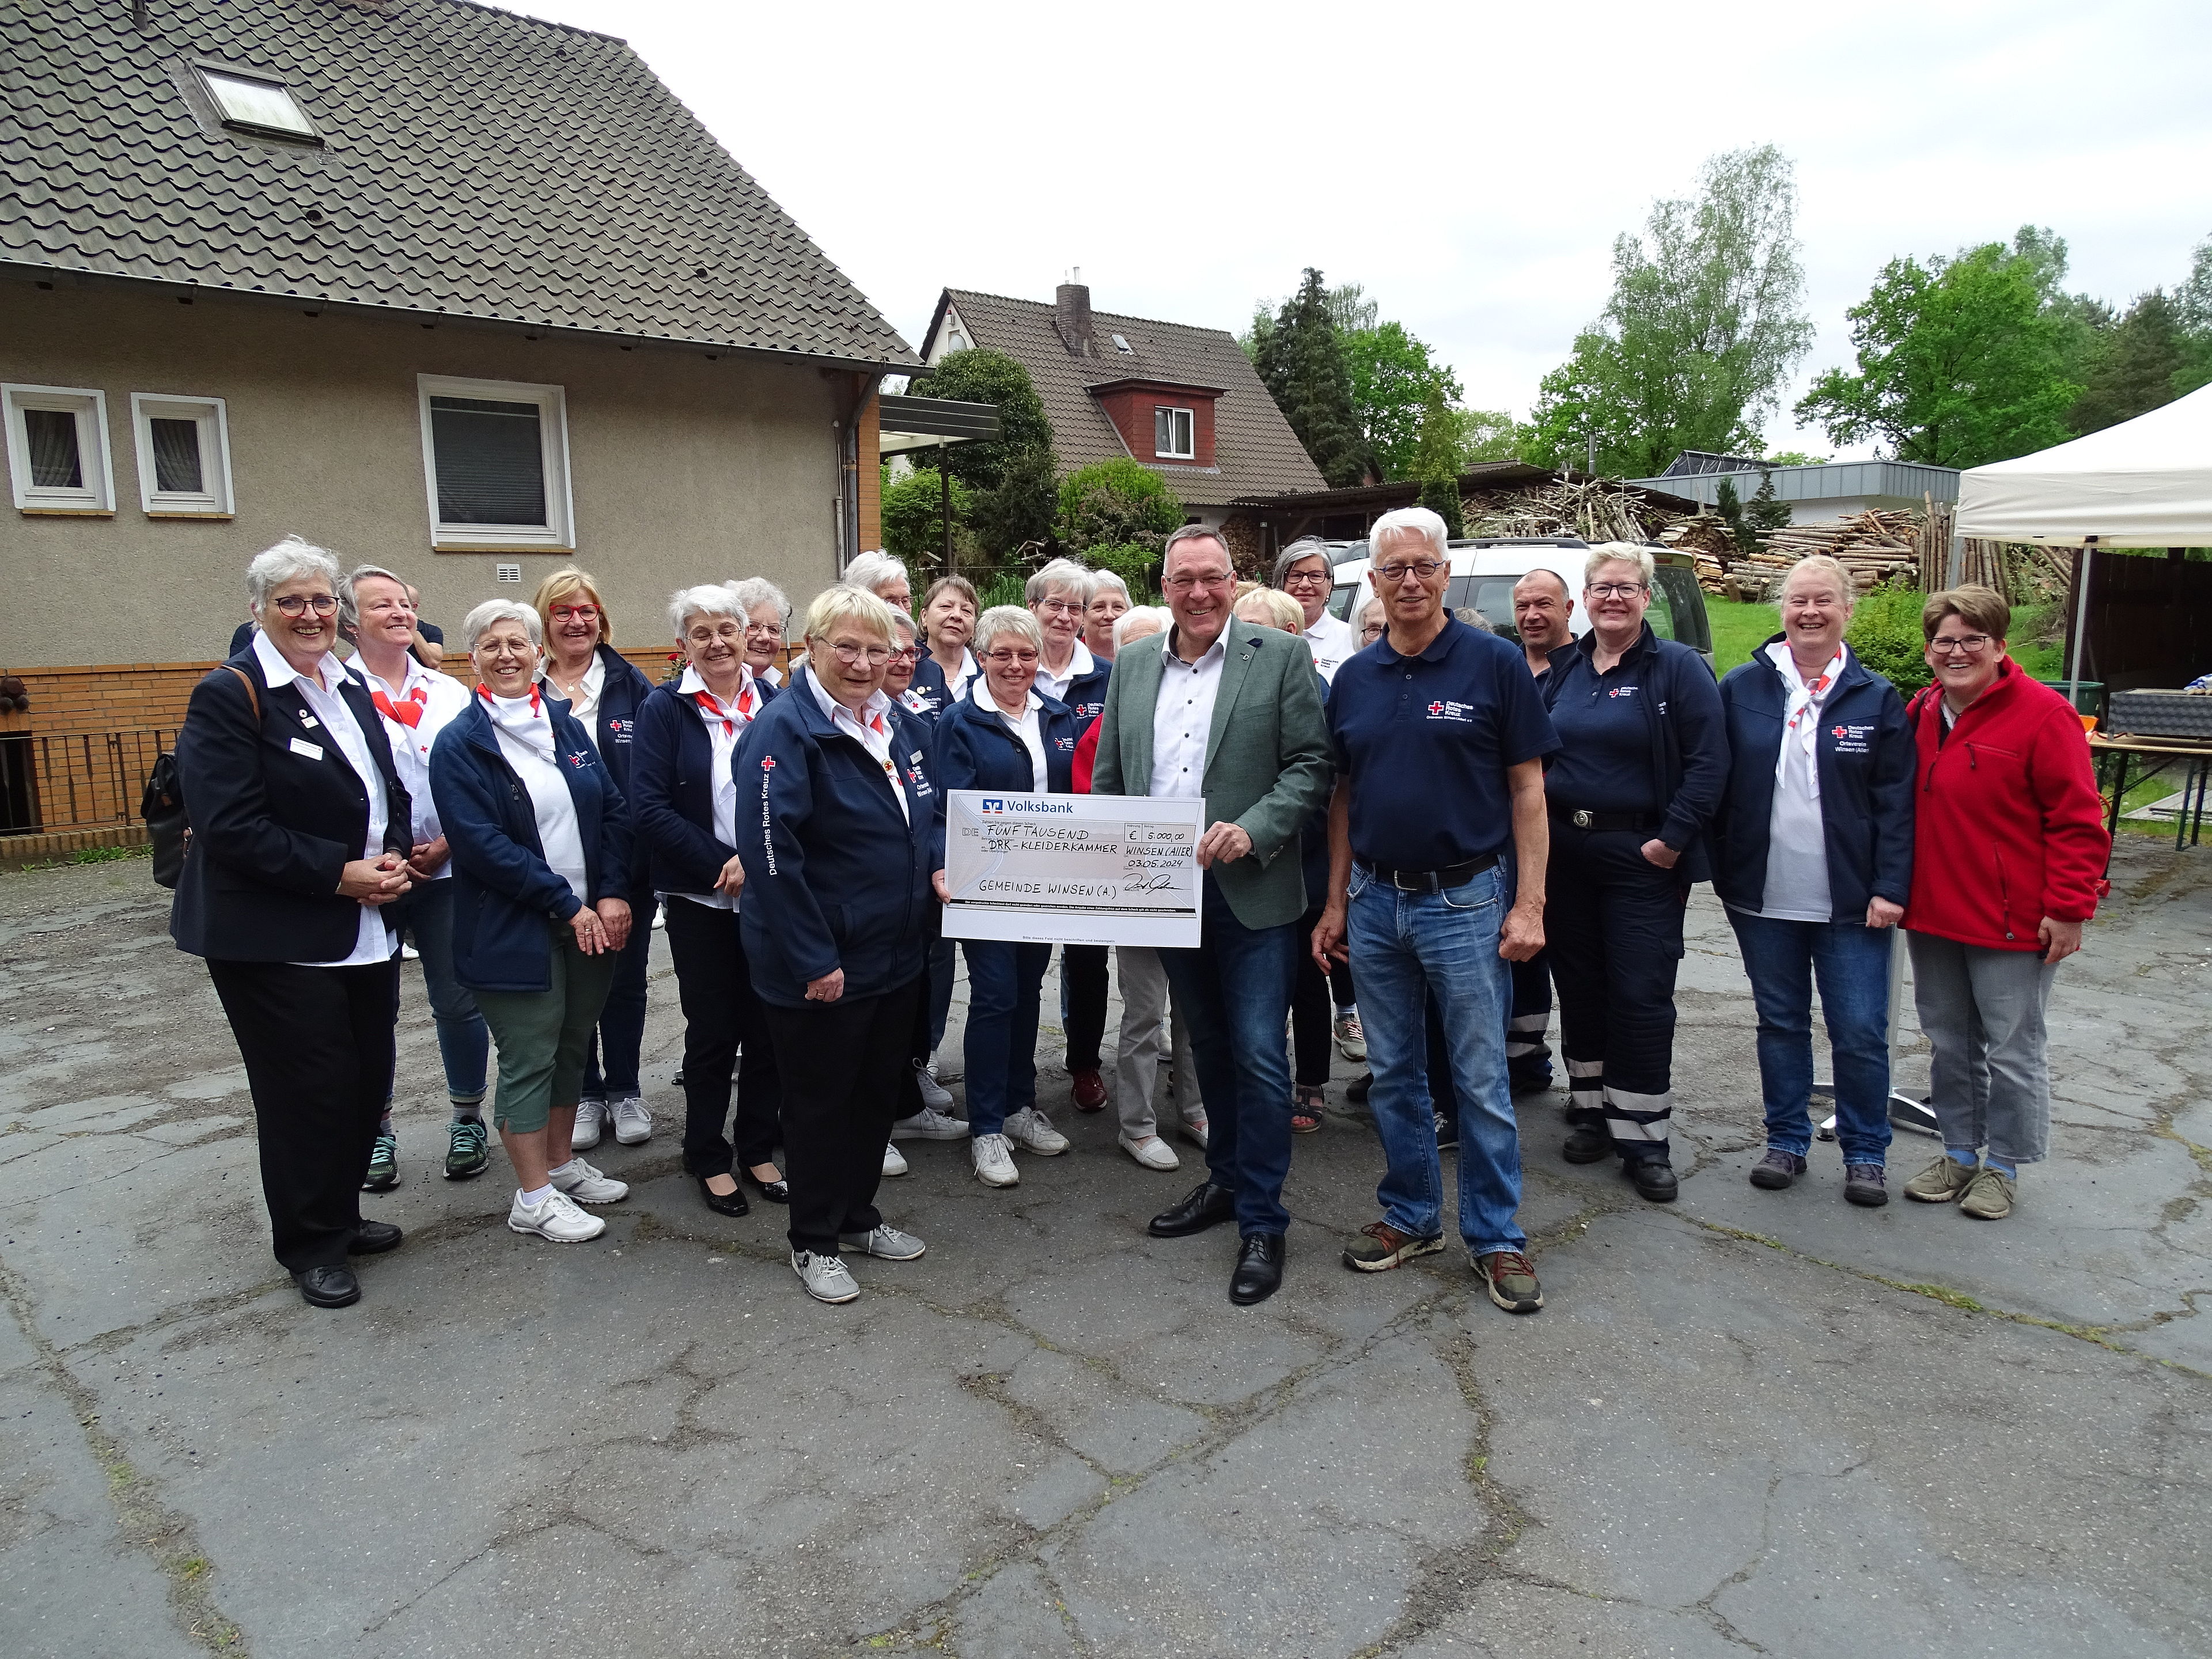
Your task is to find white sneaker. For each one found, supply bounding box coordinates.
[972,1132,1019,1187]
[891,1105,968,1141]
[882,1142,910,1177]
[839,1224,926,1260]
[650,907,665,930]
[915,1061,955,1112]
[548,1156,628,1205]
[1179,1108,1210,1151]
[930,1052,963,1082]
[572,1097,608,1150]
[792,1249,859,1304]
[508,1188,605,1242]
[1119,1132,1180,1172]
[609,1094,652,1146]
[1005,1107,1070,1156]
[400,942,421,961]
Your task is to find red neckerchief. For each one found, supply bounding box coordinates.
[478,684,541,715]
[694,681,756,737]
[373,683,429,728]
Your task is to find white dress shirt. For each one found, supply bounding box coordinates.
[1037,638,1096,705]
[974,679,1048,791]
[1149,628,1228,801]
[807,672,908,825]
[541,653,607,744]
[671,665,760,912]
[253,631,395,968]
[355,655,469,878]
[1303,611,1358,683]
[938,647,980,705]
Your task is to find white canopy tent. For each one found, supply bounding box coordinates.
[1955,382,2212,699]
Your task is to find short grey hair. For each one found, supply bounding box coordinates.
[246,536,341,613]
[668,583,744,638]
[1584,543,1656,588]
[1271,537,1334,590]
[462,599,543,650]
[974,605,1045,657]
[1369,507,1449,563]
[843,550,909,600]
[727,575,791,627]
[890,609,918,639]
[338,562,410,632]
[1086,569,1131,606]
[1025,557,1094,607]
[1162,523,1228,573]
[1113,605,1172,649]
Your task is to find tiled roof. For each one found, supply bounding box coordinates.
[1,0,920,367]
[929,289,1325,509]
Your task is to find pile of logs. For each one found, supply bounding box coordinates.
[1753,510,1924,590]
[1654,514,1736,593]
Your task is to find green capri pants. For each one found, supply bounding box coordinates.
[475,923,621,1134]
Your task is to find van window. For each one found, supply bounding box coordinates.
[1445,577,1524,637]
[1650,565,1710,653]
[1328,582,1359,621]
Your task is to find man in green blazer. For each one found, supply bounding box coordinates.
[1091,525,1333,1305]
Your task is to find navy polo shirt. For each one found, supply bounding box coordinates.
[1327,618,1559,869]
[1544,645,1660,814]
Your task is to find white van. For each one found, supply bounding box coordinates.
[1327,536,1714,665]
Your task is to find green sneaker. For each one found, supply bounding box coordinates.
[1903,1154,1976,1203]
[1960,1166,2016,1219]
[362,1131,399,1192]
[1342,1221,1444,1272]
[1474,1249,1544,1314]
[444,1118,490,1181]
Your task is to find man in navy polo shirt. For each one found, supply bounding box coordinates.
[1312,506,1558,1315]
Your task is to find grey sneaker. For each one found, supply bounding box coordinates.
[608,1093,652,1146]
[1904,1154,1978,1203]
[548,1156,628,1205]
[891,1105,968,1141]
[838,1225,925,1261]
[1748,1149,1808,1190]
[792,1249,860,1303]
[1844,1163,1889,1207]
[915,1062,955,1112]
[1474,1248,1544,1314]
[571,1097,608,1150]
[1960,1166,2015,1219]
[1005,1107,1069,1155]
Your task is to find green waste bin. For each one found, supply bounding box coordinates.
[2036,679,2104,718]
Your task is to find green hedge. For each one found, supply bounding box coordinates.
[1845,584,1931,695]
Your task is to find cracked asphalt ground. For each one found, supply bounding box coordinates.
[2,839,2207,1659]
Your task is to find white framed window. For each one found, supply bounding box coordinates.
[1154,405,1195,460]
[3,384,114,513]
[416,375,573,551]
[195,63,321,143]
[130,394,233,516]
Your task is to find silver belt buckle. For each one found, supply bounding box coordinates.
[1571,809,1594,829]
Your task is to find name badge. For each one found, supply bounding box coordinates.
[289,738,324,760]
[298,714,320,729]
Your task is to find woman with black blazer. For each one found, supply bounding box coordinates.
[733,585,946,1305]
[1713,555,1914,1207]
[632,584,786,1219]
[532,568,659,1152]
[172,537,415,1309]
[431,601,635,1247]
[933,606,1082,1190]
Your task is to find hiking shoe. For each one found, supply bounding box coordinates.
[362,1132,398,1191]
[1561,1124,1612,1164]
[571,1097,608,1150]
[1005,1107,1069,1155]
[1474,1249,1544,1313]
[1626,1159,1678,1203]
[1904,1154,1978,1203]
[444,1118,490,1180]
[891,1105,968,1141]
[1844,1164,1889,1207]
[1334,1009,1366,1060]
[839,1225,925,1261]
[508,1188,604,1243]
[1960,1166,2015,1219]
[792,1249,859,1304]
[1342,1221,1445,1273]
[915,1061,955,1112]
[609,1093,652,1146]
[881,1142,909,1177]
[548,1156,628,1205]
[971,1132,1018,1187]
[1749,1149,1807,1190]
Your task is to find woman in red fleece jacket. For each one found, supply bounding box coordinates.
[1899,585,2109,1221]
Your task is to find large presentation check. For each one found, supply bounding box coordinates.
[942,790,1203,948]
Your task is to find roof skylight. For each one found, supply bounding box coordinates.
[199,67,320,141]
[1111,333,1133,353]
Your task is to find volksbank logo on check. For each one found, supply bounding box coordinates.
[979,797,1074,814]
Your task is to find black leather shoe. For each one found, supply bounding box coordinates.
[347,1220,404,1255]
[1627,1158,1679,1203]
[1562,1124,1613,1164]
[294,1265,361,1308]
[1230,1232,1286,1305]
[742,1168,791,1205]
[1346,1071,1372,1103]
[1149,1181,1235,1238]
[697,1175,750,1217]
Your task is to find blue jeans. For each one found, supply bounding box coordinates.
[962,940,1051,1136]
[1158,874,1298,1236]
[582,899,653,1099]
[1727,909,1895,1166]
[1350,863,1525,1256]
[406,880,488,1106]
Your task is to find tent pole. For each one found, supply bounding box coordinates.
[2066,538,2096,711]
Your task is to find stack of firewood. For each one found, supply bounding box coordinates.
[1654,514,1736,593]
[1755,510,1923,589]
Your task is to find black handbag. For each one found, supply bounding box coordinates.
[142,750,188,888]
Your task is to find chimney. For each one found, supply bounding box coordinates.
[1055,267,1095,358]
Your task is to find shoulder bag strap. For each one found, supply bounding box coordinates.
[222,664,261,723]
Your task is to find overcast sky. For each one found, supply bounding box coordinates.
[528,0,2209,462]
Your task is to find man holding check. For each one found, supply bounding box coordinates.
[1089,525,1333,1305]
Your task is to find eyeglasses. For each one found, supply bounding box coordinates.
[1035,598,1084,618]
[1374,560,1445,583]
[1587,582,1647,600]
[820,641,892,665]
[888,644,918,662]
[1928,634,1993,656]
[1163,572,1233,592]
[685,624,742,645]
[271,594,338,616]
[549,604,600,622]
[744,623,783,638]
[1359,624,1385,643]
[982,649,1039,666]
[1281,569,1331,589]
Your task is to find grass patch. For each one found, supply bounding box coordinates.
[1705,596,1778,673]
